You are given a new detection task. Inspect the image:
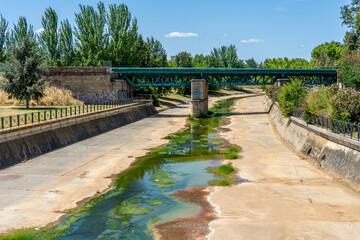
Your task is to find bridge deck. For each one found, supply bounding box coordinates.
[111,68,338,87]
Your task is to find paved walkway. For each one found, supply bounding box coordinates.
[0,103,190,233]
[209,96,360,240]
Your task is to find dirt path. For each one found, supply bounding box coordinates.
[208,96,360,240]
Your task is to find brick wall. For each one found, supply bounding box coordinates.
[45,68,132,104]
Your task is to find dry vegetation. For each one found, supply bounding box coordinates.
[0,87,83,107]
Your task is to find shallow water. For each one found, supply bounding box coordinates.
[57,97,238,240]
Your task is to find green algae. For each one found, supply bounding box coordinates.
[207,163,238,186]
[146,199,164,206]
[116,197,153,215]
[150,216,162,224]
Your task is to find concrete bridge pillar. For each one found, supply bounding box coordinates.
[277,78,290,87]
[191,79,208,117]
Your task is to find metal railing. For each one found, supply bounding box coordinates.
[0,95,152,132]
[294,108,360,141]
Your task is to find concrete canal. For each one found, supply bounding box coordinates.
[54,97,241,239]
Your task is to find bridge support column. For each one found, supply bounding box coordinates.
[277,78,290,87]
[191,79,208,117]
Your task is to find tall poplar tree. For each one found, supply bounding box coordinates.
[0,14,8,62]
[107,3,138,66]
[74,1,108,66]
[39,7,59,66]
[59,19,75,66]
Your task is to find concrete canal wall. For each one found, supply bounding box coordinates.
[0,102,156,169]
[264,96,360,188]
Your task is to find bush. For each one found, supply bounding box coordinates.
[301,85,338,116]
[278,79,308,117]
[329,87,360,123]
[338,53,360,90]
[265,84,279,101]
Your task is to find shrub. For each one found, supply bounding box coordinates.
[301,85,338,116]
[278,79,308,117]
[338,53,360,90]
[265,84,279,101]
[329,87,360,123]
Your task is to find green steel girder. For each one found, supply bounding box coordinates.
[111,68,338,87]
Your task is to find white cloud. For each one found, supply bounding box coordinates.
[300,44,305,48]
[164,32,199,38]
[240,38,264,43]
[35,28,44,34]
[223,33,230,38]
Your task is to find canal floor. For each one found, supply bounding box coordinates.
[209,96,360,240]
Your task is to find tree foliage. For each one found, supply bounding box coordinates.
[338,52,360,90]
[311,41,342,69]
[341,0,360,51]
[170,52,193,68]
[0,14,8,62]
[9,17,35,49]
[74,2,108,67]
[40,7,59,66]
[245,58,258,68]
[0,37,46,108]
[59,19,75,66]
[210,45,245,68]
[263,57,313,69]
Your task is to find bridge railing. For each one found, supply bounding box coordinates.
[0,96,152,132]
[294,108,360,141]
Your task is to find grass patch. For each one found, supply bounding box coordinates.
[187,115,195,121]
[209,179,231,186]
[207,163,238,186]
[225,146,241,154]
[224,153,239,160]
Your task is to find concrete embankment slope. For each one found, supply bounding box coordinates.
[0,103,190,234]
[0,102,156,169]
[264,97,360,189]
[209,96,360,240]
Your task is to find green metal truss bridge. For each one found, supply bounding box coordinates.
[111,68,338,87]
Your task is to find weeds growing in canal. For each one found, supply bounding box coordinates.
[207,163,238,186]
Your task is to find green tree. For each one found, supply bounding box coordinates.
[107,3,138,67]
[338,52,360,90]
[0,37,46,108]
[211,45,245,68]
[147,36,167,67]
[311,41,342,68]
[0,14,8,62]
[74,2,108,66]
[193,54,207,68]
[170,52,193,67]
[263,57,313,69]
[59,19,75,66]
[9,17,36,49]
[39,7,59,66]
[341,1,360,51]
[245,58,258,68]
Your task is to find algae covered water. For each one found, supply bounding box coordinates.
[57,97,238,240]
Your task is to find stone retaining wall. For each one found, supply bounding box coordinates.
[264,96,360,188]
[0,102,157,169]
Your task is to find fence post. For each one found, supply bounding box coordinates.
[1,117,3,130]
[350,124,353,139]
[17,115,20,127]
[38,112,40,123]
[31,112,34,124]
[9,116,12,128]
[24,114,27,125]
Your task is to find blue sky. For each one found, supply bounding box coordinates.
[0,0,350,62]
